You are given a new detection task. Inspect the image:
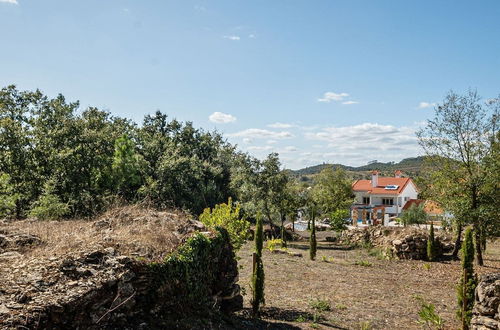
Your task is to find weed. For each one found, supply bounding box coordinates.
[414,296,445,329]
[321,255,328,262]
[310,322,320,329]
[423,263,431,271]
[359,321,372,330]
[335,303,347,310]
[310,298,331,312]
[294,315,307,322]
[354,260,373,267]
[266,238,285,251]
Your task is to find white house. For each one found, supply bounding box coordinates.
[351,170,418,224]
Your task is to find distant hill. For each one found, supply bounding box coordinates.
[290,156,426,181]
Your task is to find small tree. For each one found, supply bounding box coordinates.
[310,213,317,260]
[29,179,69,220]
[400,204,428,227]
[427,222,437,261]
[330,209,349,233]
[251,213,265,316]
[112,134,143,199]
[0,173,17,219]
[457,228,476,329]
[199,198,249,250]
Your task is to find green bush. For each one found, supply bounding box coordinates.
[457,227,476,329]
[28,179,69,220]
[0,173,17,219]
[329,209,349,232]
[199,198,249,250]
[266,238,285,252]
[414,295,445,329]
[309,298,331,312]
[400,204,428,226]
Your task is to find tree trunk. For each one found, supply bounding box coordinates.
[452,222,463,259]
[474,223,484,266]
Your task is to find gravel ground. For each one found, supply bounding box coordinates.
[236,236,500,329]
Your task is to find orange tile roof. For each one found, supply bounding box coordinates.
[402,199,444,215]
[352,177,413,195]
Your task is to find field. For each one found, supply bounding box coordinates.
[236,233,500,329]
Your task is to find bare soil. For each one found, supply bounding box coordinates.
[236,234,500,329]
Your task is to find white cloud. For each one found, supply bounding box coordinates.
[248,34,256,38]
[208,112,237,124]
[266,140,278,144]
[342,101,359,105]
[267,122,295,129]
[317,92,349,103]
[229,128,293,139]
[284,146,297,152]
[223,35,240,41]
[418,102,436,109]
[242,138,252,144]
[247,145,273,151]
[0,0,18,4]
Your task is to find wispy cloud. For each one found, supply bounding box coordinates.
[229,128,293,139]
[317,92,349,103]
[418,102,436,109]
[223,35,240,41]
[248,34,256,39]
[0,0,18,4]
[267,122,295,129]
[208,112,237,124]
[342,101,359,105]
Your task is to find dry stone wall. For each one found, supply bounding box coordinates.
[471,273,500,329]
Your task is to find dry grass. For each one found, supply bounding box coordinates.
[236,237,500,329]
[0,205,199,261]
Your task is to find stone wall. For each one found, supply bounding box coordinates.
[341,226,454,260]
[1,228,242,329]
[471,273,500,329]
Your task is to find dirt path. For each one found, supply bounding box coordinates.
[236,238,500,329]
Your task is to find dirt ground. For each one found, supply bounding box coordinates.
[236,234,500,330]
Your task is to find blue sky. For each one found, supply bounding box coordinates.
[1,0,500,169]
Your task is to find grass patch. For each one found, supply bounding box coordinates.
[354,260,373,267]
[335,303,348,310]
[309,298,331,312]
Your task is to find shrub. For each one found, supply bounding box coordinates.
[28,179,69,220]
[329,209,349,232]
[400,204,428,226]
[309,298,331,312]
[310,217,317,260]
[457,227,476,329]
[251,212,265,316]
[266,238,285,252]
[199,198,249,250]
[414,296,445,329]
[427,222,437,261]
[0,173,17,219]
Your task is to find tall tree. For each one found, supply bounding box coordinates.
[417,90,499,266]
[311,167,353,216]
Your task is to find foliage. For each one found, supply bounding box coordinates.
[266,238,285,252]
[414,296,445,329]
[400,204,428,226]
[0,173,17,218]
[112,134,143,199]
[28,179,69,220]
[311,167,353,216]
[329,209,349,232]
[148,227,233,311]
[457,228,476,329]
[427,223,437,261]
[309,216,317,260]
[252,213,265,315]
[309,298,331,312]
[417,90,499,265]
[199,198,249,250]
[354,260,373,267]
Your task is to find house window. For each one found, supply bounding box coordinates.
[362,197,370,204]
[382,198,394,206]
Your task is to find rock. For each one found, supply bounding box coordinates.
[392,239,403,246]
[0,251,22,260]
[471,273,500,329]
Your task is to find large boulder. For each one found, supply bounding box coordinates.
[471,273,500,329]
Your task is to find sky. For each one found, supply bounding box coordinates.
[1,0,500,169]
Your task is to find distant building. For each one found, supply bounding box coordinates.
[351,170,418,224]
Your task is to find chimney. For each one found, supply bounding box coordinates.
[395,170,402,178]
[371,170,379,187]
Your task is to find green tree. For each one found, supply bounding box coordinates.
[112,134,143,199]
[29,179,69,220]
[417,90,499,266]
[311,167,353,216]
[252,212,265,316]
[400,204,428,227]
[427,222,437,261]
[330,209,349,233]
[457,227,476,329]
[310,211,317,260]
[0,173,17,218]
[199,198,249,250]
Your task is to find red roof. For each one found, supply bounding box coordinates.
[352,177,413,195]
[402,199,444,214]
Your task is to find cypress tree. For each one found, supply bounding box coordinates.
[310,213,317,260]
[457,227,476,329]
[427,222,436,261]
[252,213,265,316]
